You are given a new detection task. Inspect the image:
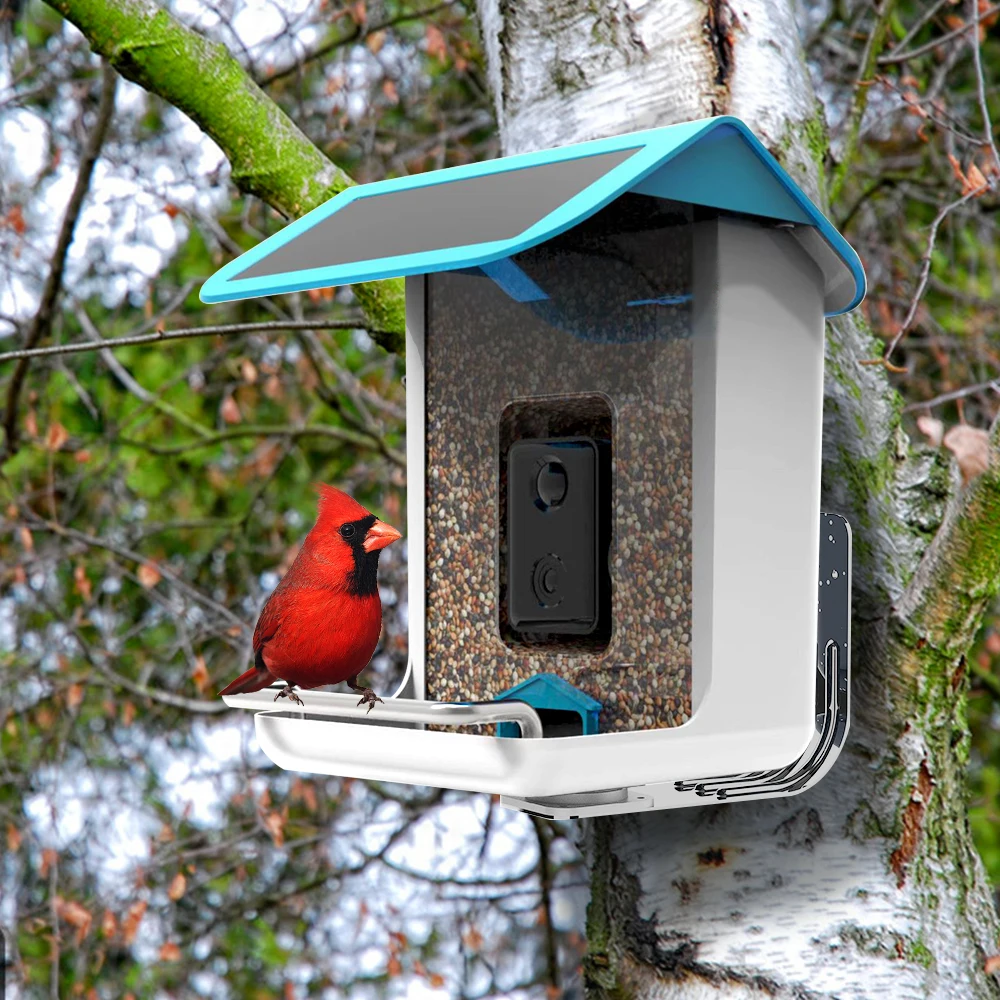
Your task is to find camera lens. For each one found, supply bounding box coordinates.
[532,554,564,607]
[535,460,568,509]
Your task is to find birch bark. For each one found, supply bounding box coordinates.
[475,1,1000,996]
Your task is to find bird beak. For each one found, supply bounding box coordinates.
[363,519,402,553]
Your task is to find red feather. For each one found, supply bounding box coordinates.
[218,484,401,698]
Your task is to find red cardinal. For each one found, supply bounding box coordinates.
[219,484,402,710]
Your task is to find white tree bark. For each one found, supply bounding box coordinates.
[475,1,1000,997]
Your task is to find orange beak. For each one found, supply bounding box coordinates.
[363,519,402,553]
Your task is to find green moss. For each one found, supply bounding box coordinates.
[907,936,935,969]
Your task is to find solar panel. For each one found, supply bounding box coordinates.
[235,147,639,279]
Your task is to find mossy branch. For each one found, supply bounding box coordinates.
[43,0,405,352]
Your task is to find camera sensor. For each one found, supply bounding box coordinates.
[506,437,609,635]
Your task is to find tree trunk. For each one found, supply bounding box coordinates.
[476,1,1000,996]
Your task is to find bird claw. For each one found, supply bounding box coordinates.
[355,688,383,714]
[274,686,305,707]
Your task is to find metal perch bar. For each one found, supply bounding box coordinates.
[222,688,545,739]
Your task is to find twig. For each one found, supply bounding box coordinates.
[968,0,1000,178]
[120,422,405,466]
[21,513,249,634]
[0,318,379,365]
[530,816,561,997]
[881,185,988,364]
[878,3,1000,64]
[903,379,1000,412]
[50,604,230,715]
[75,307,212,439]
[258,2,459,88]
[2,62,117,461]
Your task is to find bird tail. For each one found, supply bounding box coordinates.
[218,666,276,698]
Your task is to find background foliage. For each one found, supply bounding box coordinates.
[1,0,1000,995]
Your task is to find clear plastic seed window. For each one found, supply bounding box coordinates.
[421,195,695,734]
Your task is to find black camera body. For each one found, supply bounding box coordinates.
[506,436,611,638]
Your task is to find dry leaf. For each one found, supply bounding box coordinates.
[74,448,91,463]
[121,700,137,727]
[55,896,93,945]
[241,358,258,384]
[943,424,992,483]
[916,415,944,448]
[292,778,318,813]
[428,973,445,989]
[163,203,181,219]
[986,954,1000,975]
[382,79,399,104]
[167,872,187,901]
[122,900,147,945]
[156,822,174,844]
[137,562,162,589]
[220,394,242,425]
[987,632,1000,655]
[66,684,84,711]
[263,809,286,847]
[24,409,38,438]
[968,161,989,192]
[191,655,210,694]
[253,441,283,478]
[264,375,284,402]
[18,525,33,552]
[425,24,447,61]
[462,926,483,951]
[74,563,92,601]
[41,850,59,880]
[159,941,182,961]
[6,823,22,852]
[948,152,966,185]
[101,909,118,938]
[387,955,402,977]
[36,706,55,730]
[4,204,26,235]
[367,29,386,53]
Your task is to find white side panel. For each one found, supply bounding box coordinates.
[692,218,823,745]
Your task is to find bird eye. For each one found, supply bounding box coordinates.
[340,523,356,539]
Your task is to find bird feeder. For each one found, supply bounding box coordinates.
[202,116,861,818]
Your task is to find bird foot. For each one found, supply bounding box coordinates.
[274,685,305,707]
[354,687,383,714]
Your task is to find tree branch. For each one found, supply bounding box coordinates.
[1,62,117,462]
[41,0,406,349]
[120,422,405,466]
[0,316,378,364]
[258,1,459,88]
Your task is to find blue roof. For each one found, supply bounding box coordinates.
[201,116,865,316]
